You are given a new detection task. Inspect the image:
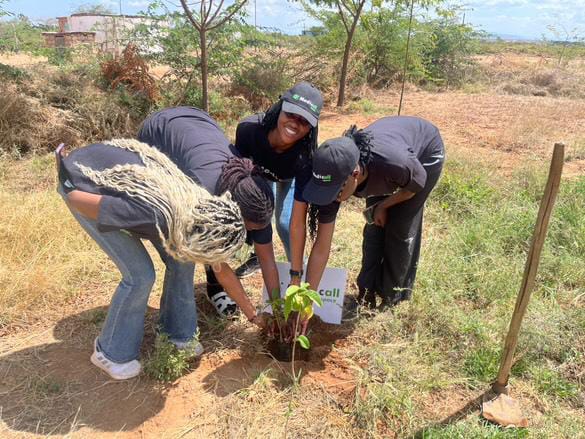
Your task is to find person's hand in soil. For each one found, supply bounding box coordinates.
[250,313,271,331]
[282,312,309,342]
[373,204,387,227]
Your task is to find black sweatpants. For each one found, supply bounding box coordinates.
[356,159,443,305]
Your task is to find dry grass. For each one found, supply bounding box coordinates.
[0,50,584,438]
[0,63,142,155]
[475,53,585,99]
[0,158,115,332]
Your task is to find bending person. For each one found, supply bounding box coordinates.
[290,116,445,309]
[138,106,280,317]
[57,138,271,380]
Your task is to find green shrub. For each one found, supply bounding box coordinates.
[144,333,196,382]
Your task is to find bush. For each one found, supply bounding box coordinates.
[0,15,54,54]
[230,50,294,110]
[183,86,252,132]
[101,44,158,103]
[418,8,481,87]
[144,333,195,382]
[0,63,30,82]
[0,63,143,154]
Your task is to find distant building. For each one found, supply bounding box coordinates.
[42,13,151,53]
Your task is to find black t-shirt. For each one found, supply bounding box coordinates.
[138,106,235,194]
[138,107,272,244]
[355,116,444,198]
[61,143,167,241]
[293,162,341,224]
[235,114,306,182]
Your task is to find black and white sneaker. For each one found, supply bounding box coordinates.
[208,291,239,319]
[234,253,261,278]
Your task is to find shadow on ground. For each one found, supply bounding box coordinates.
[0,306,169,435]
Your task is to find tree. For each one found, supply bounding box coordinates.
[306,0,367,107]
[179,0,248,111]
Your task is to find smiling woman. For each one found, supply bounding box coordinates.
[204,82,324,316]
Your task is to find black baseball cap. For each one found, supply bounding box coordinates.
[281,82,323,127]
[302,137,360,205]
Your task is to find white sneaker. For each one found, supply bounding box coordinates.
[90,338,141,380]
[173,340,204,358]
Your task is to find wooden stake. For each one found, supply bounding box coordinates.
[493,143,565,394]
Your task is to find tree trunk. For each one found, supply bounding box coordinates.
[200,28,208,112]
[337,33,352,107]
[336,1,365,108]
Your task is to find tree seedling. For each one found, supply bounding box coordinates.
[265,282,323,382]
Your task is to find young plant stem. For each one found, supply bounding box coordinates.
[291,312,301,381]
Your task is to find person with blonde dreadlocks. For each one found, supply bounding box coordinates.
[56,137,273,380]
[138,107,282,318]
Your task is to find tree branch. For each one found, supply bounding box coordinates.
[204,0,215,22]
[180,0,201,30]
[206,0,225,25]
[335,0,350,34]
[208,0,247,31]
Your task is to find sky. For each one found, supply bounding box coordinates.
[3,0,585,41]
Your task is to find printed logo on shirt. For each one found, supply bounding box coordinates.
[292,94,319,113]
[313,172,332,183]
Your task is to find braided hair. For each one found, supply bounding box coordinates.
[261,100,319,164]
[343,124,373,168]
[218,157,275,226]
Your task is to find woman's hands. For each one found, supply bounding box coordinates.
[250,313,270,330]
[373,204,388,227]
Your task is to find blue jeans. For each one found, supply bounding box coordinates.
[272,179,294,261]
[59,189,197,363]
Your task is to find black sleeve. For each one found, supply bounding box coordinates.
[97,195,167,240]
[234,121,253,158]
[403,157,427,193]
[294,161,311,202]
[247,224,273,245]
[317,202,341,224]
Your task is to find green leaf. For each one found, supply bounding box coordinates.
[284,295,293,321]
[286,285,300,296]
[293,294,305,311]
[305,290,323,307]
[296,335,310,349]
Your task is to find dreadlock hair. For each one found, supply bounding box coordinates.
[76,138,246,265]
[218,157,274,226]
[261,100,319,163]
[343,124,373,168]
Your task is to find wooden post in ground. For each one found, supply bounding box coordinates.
[492,143,565,394]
